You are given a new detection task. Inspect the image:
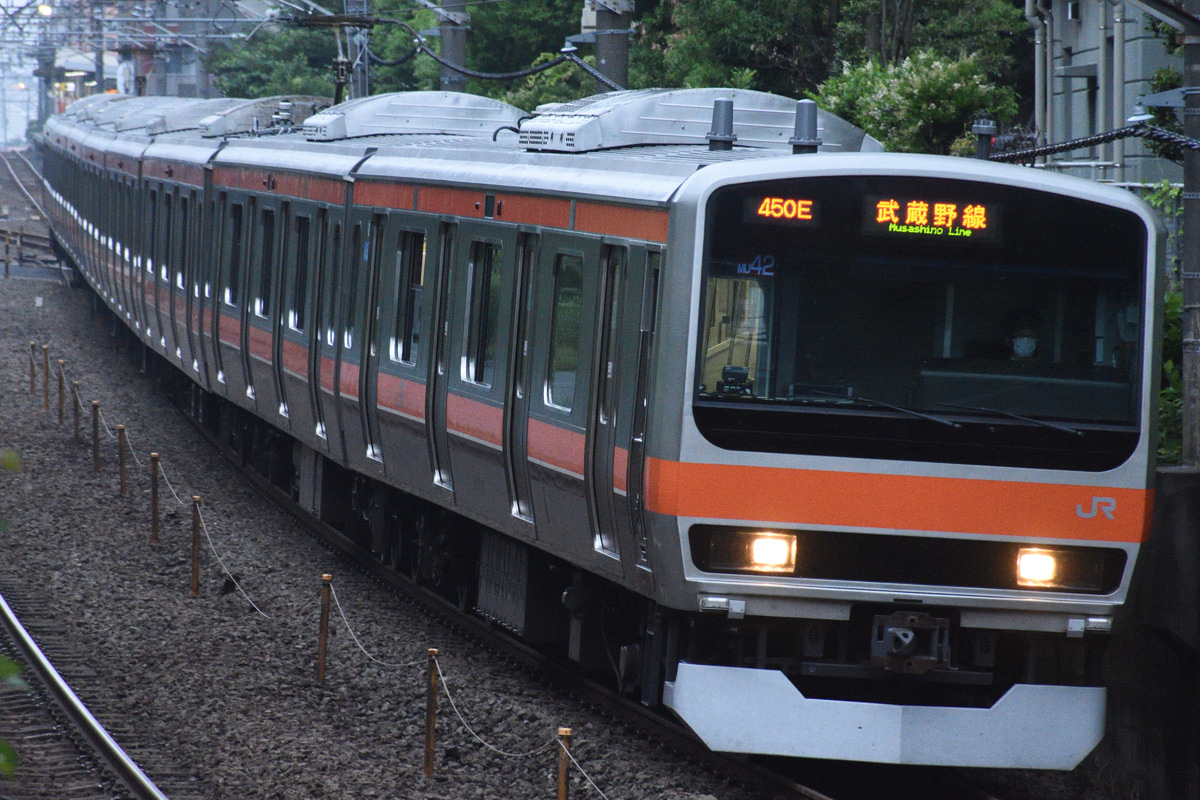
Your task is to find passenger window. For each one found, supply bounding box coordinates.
[177,197,189,290]
[291,216,310,331]
[390,231,426,363]
[256,209,275,318]
[161,193,172,281]
[344,225,362,348]
[464,241,501,386]
[225,202,243,307]
[547,253,583,411]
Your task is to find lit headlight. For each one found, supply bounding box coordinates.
[749,533,797,572]
[1017,548,1058,586]
[703,530,798,574]
[1016,547,1110,591]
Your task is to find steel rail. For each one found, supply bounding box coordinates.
[0,590,171,800]
[2,150,48,220]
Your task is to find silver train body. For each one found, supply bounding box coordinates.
[41,88,1162,769]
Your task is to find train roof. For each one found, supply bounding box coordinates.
[49,88,886,204]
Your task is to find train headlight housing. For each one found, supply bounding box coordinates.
[1017,549,1058,586]
[749,534,796,571]
[1016,547,1110,591]
[704,530,798,574]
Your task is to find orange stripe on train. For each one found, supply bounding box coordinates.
[644,458,1153,543]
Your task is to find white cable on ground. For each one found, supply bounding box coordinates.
[96,406,118,439]
[196,503,272,619]
[119,427,145,468]
[328,584,424,670]
[434,657,558,759]
[157,461,188,506]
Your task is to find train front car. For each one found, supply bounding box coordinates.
[653,156,1160,769]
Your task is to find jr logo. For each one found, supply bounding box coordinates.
[1076,497,1116,520]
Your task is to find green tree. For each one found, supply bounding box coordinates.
[205,27,338,99]
[632,0,836,95]
[815,50,1017,153]
[833,0,1024,73]
[499,52,598,111]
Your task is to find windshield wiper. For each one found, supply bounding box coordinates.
[806,389,961,428]
[935,402,1083,436]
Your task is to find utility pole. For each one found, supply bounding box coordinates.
[438,0,467,93]
[1184,0,1200,465]
[92,0,103,94]
[592,0,629,92]
[345,0,369,99]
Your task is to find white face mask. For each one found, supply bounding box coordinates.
[1013,337,1036,358]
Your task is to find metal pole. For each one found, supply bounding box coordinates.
[423,647,439,776]
[593,1,629,93]
[29,342,35,394]
[150,453,159,543]
[317,574,332,685]
[557,727,573,800]
[439,1,468,93]
[1183,1,1200,465]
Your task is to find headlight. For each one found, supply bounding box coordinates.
[705,530,797,574]
[1017,549,1058,586]
[1016,547,1108,591]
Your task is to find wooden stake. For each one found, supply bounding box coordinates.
[317,574,332,685]
[557,727,573,800]
[41,345,48,411]
[424,648,440,777]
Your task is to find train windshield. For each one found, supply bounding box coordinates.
[695,175,1150,471]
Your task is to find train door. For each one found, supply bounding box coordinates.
[425,222,457,491]
[626,251,661,586]
[359,212,386,464]
[272,201,291,420]
[280,208,317,445]
[316,218,344,457]
[504,232,538,524]
[586,245,628,559]
[307,209,330,448]
[175,190,192,367]
[238,195,259,407]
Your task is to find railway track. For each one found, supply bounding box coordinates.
[0,584,182,800]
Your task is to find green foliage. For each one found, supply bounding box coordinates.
[1143,179,1183,283]
[833,0,1024,75]
[1159,290,1184,462]
[815,50,1017,154]
[631,0,835,95]
[500,53,596,111]
[0,450,20,472]
[204,27,338,99]
[0,655,26,778]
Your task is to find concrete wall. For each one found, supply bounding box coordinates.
[1093,467,1200,799]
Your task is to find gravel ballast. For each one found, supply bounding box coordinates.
[0,273,755,800]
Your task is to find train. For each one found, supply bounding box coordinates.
[40,87,1162,769]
